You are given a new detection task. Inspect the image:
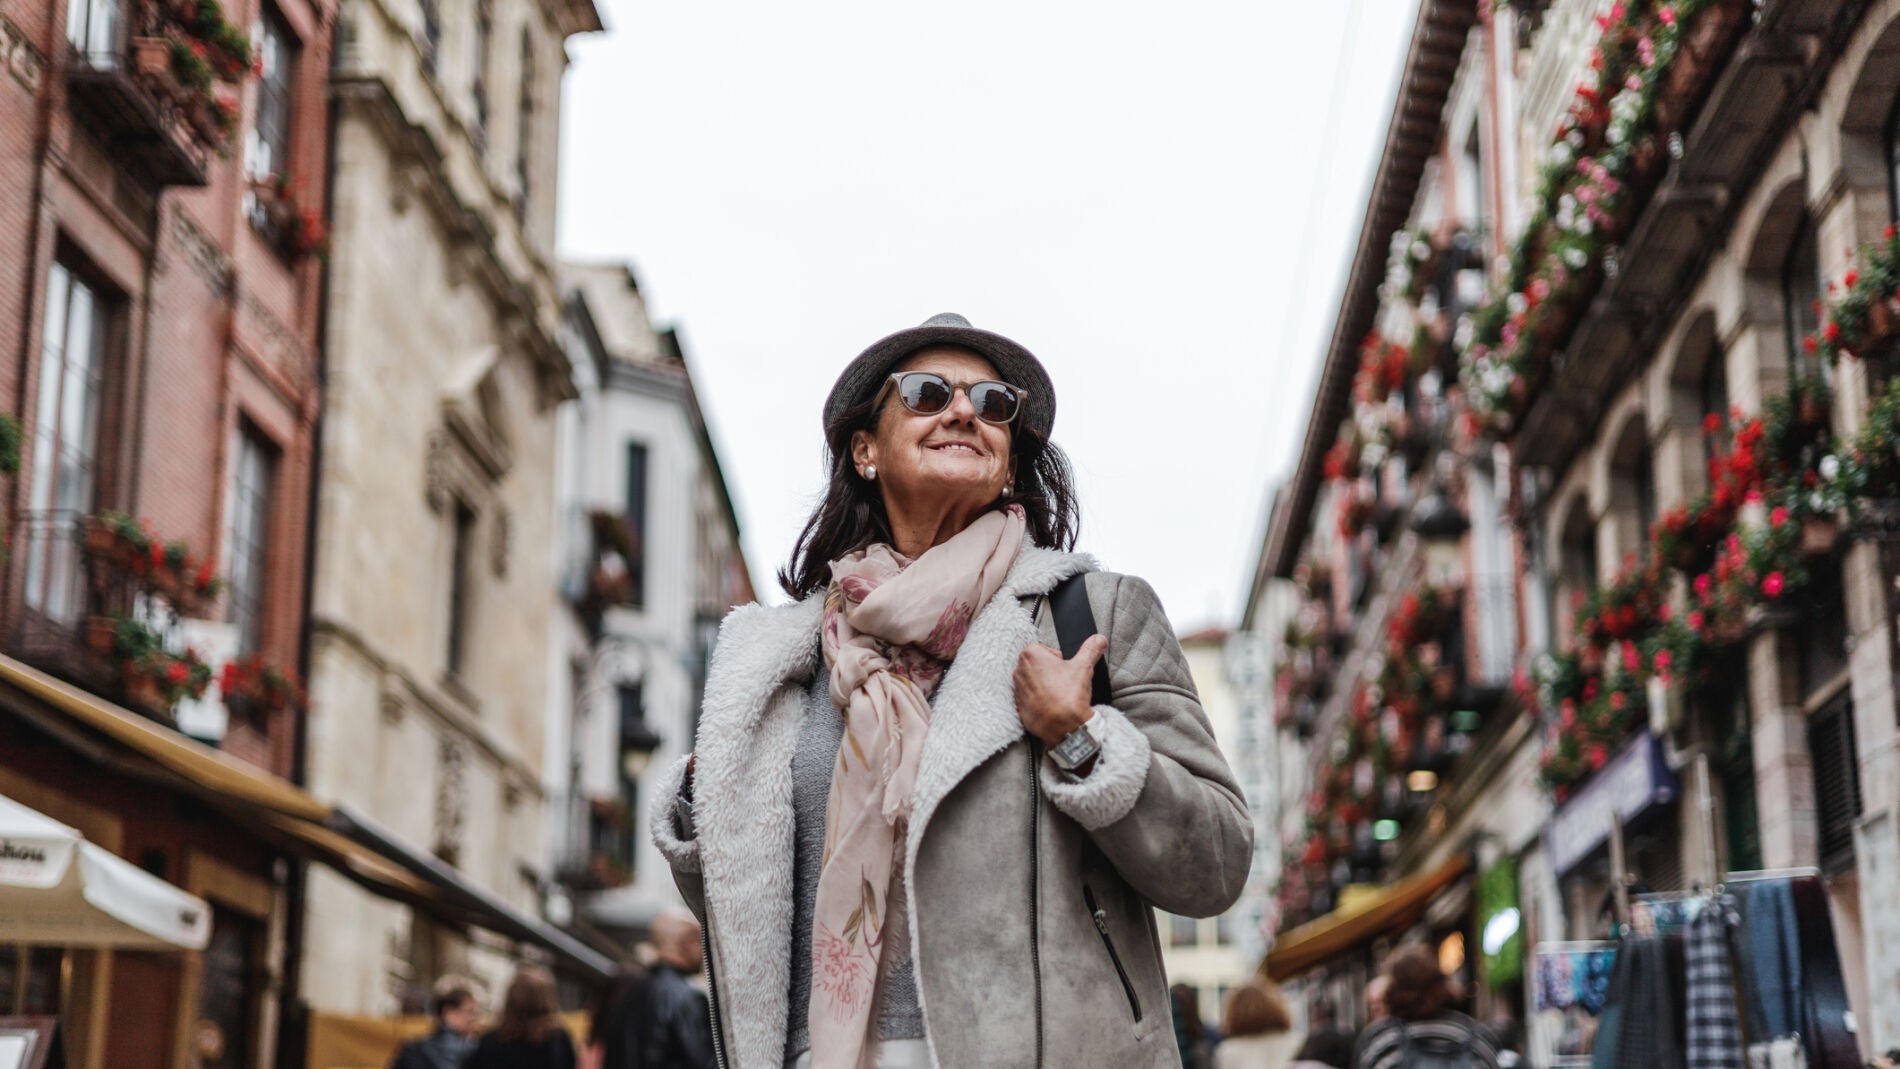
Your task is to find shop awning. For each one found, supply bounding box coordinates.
[0,792,211,950]
[1264,852,1471,981]
[0,653,611,979]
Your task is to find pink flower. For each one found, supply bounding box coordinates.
[1771,506,1789,527]
[1689,610,1705,631]
[1659,6,1676,24]
[1655,650,1673,673]
[1693,573,1712,599]
[1762,572,1785,598]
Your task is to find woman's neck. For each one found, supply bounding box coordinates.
[885,500,988,560]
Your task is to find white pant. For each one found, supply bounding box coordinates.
[790,1039,931,1069]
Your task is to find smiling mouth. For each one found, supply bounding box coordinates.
[928,442,985,457]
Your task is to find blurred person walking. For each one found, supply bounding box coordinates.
[1289,1030,1358,1069]
[652,314,1252,1068]
[1353,948,1498,1069]
[594,908,714,1069]
[393,976,482,1069]
[467,966,578,1069]
[1214,981,1301,1069]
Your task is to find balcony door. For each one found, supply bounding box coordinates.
[24,262,110,626]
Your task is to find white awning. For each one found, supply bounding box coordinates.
[0,793,211,950]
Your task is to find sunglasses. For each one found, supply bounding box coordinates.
[873,371,1028,426]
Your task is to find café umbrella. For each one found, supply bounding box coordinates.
[0,793,211,950]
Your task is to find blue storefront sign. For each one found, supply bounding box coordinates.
[1545,730,1678,878]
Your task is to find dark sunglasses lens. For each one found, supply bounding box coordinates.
[970,382,1019,423]
[899,374,953,414]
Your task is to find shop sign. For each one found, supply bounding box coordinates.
[0,835,67,887]
[1545,730,1677,877]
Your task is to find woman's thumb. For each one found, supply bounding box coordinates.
[1074,633,1109,666]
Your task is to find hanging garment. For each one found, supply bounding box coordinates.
[1684,896,1743,1069]
[1597,935,1686,1069]
[1739,879,1802,1038]
[1789,876,1858,1069]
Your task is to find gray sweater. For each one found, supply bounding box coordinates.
[784,672,925,1063]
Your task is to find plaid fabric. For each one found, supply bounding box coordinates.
[1687,900,1745,1069]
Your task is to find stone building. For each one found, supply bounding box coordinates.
[0,0,336,1056]
[545,262,755,942]
[1249,0,1900,1051]
[297,0,604,1016]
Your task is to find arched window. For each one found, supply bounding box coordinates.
[1557,498,1597,645]
[1697,341,1729,470]
[1609,418,1656,555]
[1782,217,1823,382]
[1887,91,1900,224]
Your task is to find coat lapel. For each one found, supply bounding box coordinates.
[692,539,1094,1067]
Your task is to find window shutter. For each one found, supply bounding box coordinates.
[1809,692,1861,876]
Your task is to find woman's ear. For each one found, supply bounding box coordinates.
[850,430,876,476]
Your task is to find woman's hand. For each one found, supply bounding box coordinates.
[1013,635,1108,746]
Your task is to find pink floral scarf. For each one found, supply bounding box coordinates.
[809,504,1026,1068]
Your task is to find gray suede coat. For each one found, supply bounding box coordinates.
[650,542,1254,1069]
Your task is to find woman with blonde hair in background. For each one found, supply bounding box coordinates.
[466,965,578,1069]
[1215,980,1302,1069]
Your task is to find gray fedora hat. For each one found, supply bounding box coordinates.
[823,313,1056,441]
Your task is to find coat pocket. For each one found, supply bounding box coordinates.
[1083,882,1143,1022]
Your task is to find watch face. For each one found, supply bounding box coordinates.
[1052,728,1100,768]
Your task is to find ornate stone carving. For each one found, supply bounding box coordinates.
[433,737,466,862]
[490,505,510,578]
[424,429,452,512]
[169,209,234,298]
[1,17,46,94]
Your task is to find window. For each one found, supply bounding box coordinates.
[26,261,111,625]
[1168,914,1197,947]
[0,946,64,1014]
[417,0,440,75]
[515,28,534,220]
[447,500,475,675]
[1456,124,1484,229]
[65,0,118,62]
[1887,92,1899,225]
[1809,692,1861,876]
[223,425,277,654]
[1214,911,1236,947]
[1698,348,1729,468]
[625,442,647,609]
[471,0,491,149]
[247,9,296,184]
[1709,657,1761,874]
[1783,219,1823,381]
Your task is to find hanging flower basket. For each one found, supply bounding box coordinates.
[1864,297,1900,354]
[1800,516,1840,559]
[121,669,172,720]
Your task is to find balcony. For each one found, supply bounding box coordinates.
[63,0,246,188]
[10,511,222,728]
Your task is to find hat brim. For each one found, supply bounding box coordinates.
[823,324,1056,441]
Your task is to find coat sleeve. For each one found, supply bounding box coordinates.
[648,753,708,922]
[1038,572,1254,917]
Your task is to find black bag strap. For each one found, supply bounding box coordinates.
[1049,573,1112,707]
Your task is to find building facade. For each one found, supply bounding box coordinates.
[0,0,334,1056]
[1250,0,1900,1054]
[298,0,601,1015]
[547,262,754,942]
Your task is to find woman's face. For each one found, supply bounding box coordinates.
[851,346,1015,519]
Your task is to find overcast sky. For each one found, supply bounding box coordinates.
[556,1,1419,630]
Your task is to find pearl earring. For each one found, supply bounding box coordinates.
[1001,485,1013,500]
[864,465,878,482]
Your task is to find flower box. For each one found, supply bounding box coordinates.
[131,36,172,76]
[84,616,117,657]
[121,669,173,720]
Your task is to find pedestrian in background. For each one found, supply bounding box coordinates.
[466,965,577,1069]
[652,313,1252,1068]
[1175,984,1210,1069]
[1353,948,1498,1069]
[1214,981,1300,1069]
[1289,1029,1357,1069]
[393,976,482,1069]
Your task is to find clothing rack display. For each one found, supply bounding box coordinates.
[1540,871,1857,1069]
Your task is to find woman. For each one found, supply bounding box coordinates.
[652,313,1252,1068]
[466,966,577,1069]
[1214,982,1301,1069]
[1353,948,1498,1069]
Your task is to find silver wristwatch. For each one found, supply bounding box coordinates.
[1048,713,1106,771]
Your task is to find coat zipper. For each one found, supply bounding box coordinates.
[702,924,730,1069]
[1083,883,1143,1022]
[1028,737,1045,1068]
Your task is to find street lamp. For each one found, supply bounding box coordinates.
[1409,481,1470,588]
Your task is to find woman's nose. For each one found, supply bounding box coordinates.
[942,385,979,422]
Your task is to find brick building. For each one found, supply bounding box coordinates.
[1246,0,1900,1054]
[0,0,335,1057]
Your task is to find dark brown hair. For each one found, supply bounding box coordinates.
[491,965,563,1043]
[1222,980,1293,1038]
[778,349,1079,598]
[1382,946,1455,1021]
[429,976,476,1018]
